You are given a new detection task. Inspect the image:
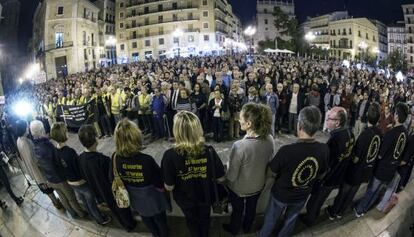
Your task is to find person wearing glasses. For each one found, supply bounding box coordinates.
[301,106,355,226]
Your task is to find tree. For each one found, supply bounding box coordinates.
[385,50,408,72]
[272,6,301,52]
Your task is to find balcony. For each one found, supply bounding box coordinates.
[45,41,73,51]
[331,45,352,49]
[126,6,198,18]
[126,0,169,8]
[125,17,199,30]
[127,28,200,40]
[83,16,97,23]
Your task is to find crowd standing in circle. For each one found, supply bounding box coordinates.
[1,54,414,237]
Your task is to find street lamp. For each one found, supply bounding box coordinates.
[358,41,368,64]
[172,28,184,58]
[372,46,380,67]
[244,26,256,58]
[305,31,316,58]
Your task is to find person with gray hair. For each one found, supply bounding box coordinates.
[30,120,86,218]
[258,106,329,237]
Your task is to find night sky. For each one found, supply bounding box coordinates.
[17,0,412,55]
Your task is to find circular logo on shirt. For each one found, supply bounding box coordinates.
[291,157,319,188]
[366,135,381,164]
[393,133,407,160]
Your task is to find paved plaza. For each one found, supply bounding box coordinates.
[0,133,412,237]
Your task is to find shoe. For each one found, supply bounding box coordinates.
[353,207,364,218]
[53,201,64,210]
[99,216,112,225]
[325,207,336,221]
[336,214,343,220]
[222,224,237,235]
[14,197,24,206]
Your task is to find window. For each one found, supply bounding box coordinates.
[132,53,139,62]
[350,40,353,48]
[132,42,137,48]
[373,36,376,42]
[204,35,209,41]
[55,32,64,48]
[264,9,268,14]
[84,49,88,60]
[188,12,193,20]
[82,31,86,45]
[120,44,125,50]
[173,14,177,21]
[144,7,149,14]
[120,2,124,8]
[145,29,150,37]
[203,22,208,29]
[349,28,352,35]
[173,37,179,44]
[145,17,149,25]
[158,4,163,11]
[145,40,150,47]
[120,12,124,18]
[172,3,177,9]
[203,0,208,5]
[366,33,369,39]
[358,31,361,37]
[159,38,164,45]
[264,19,268,25]
[158,15,163,23]
[120,23,124,28]
[57,6,64,15]
[188,35,194,42]
[203,11,208,17]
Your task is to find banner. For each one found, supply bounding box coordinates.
[59,99,96,128]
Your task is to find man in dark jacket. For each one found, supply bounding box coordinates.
[354,102,409,216]
[30,120,85,217]
[326,103,382,220]
[301,106,355,226]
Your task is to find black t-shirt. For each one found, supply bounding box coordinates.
[161,145,225,208]
[270,140,329,203]
[323,128,355,187]
[115,152,163,188]
[345,126,382,185]
[55,146,83,183]
[374,125,408,182]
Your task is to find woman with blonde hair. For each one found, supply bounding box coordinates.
[161,111,225,237]
[112,119,169,237]
[223,103,275,235]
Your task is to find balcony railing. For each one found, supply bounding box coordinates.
[127,28,200,40]
[45,41,73,51]
[126,0,169,8]
[126,6,197,18]
[125,17,199,29]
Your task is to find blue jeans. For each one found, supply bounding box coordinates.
[258,195,306,237]
[355,177,386,214]
[72,183,106,224]
[377,174,400,211]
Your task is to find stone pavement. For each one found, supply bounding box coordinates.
[0,133,413,237]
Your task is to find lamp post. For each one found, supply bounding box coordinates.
[244,26,256,58]
[172,28,184,58]
[305,31,316,59]
[358,41,368,64]
[372,46,380,67]
[105,36,117,65]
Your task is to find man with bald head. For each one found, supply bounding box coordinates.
[301,106,355,226]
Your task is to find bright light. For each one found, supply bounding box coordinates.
[305,31,316,42]
[105,36,117,46]
[13,101,34,117]
[342,60,350,68]
[18,78,23,84]
[24,63,40,79]
[396,71,404,82]
[358,41,368,50]
[372,47,380,54]
[172,28,184,38]
[244,26,256,36]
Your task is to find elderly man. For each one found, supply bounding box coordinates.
[30,120,85,218]
[258,106,329,237]
[301,106,355,226]
[263,83,279,136]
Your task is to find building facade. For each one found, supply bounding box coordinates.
[301,11,348,50]
[32,0,101,80]
[387,21,406,55]
[115,0,243,62]
[93,0,117,67]
[403,4,414,68]
[255,0,295,45]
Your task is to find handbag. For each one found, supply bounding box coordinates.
[207,146,229,214]
[111,154,130,208]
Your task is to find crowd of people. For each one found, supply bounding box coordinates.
[0,54,414,237]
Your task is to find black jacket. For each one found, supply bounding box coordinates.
[32,137,64,184]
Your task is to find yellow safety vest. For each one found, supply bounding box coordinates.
[58,97,66,105]
[111,93,121,114]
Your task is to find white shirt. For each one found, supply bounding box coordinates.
[289,93,298,114]
[213,99,222,117]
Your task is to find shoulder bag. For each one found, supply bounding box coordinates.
[111,153,130,208]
